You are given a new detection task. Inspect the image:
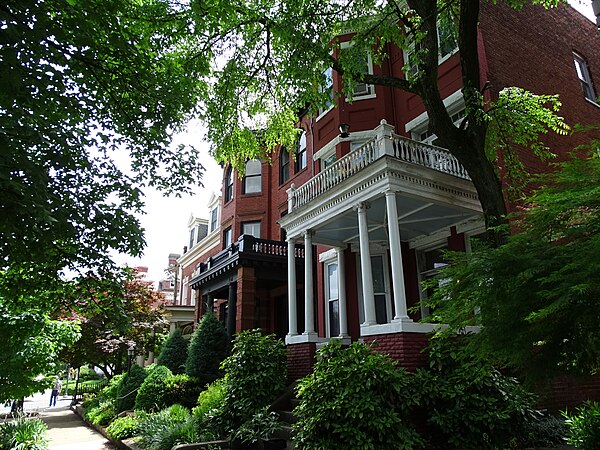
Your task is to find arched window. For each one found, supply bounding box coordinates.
[243,159,262,194]
[225,166,234,202]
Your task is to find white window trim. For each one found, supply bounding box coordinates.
[573,52,598,104]
[316,67,335,120]
[356,252,392,325]
[405,89,465,139]
[340,42,376,102]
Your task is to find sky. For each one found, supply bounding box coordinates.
[113,120,223,285]
[116,0,596,285]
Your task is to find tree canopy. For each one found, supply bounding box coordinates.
[179,0,567,227]
[426,136,600,381]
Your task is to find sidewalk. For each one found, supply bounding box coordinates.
[41,406,116,450]
[1,390,115,450]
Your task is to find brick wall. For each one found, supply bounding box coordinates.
[287,343,317,382]
[537,374,600,412]
[363,332,430,371]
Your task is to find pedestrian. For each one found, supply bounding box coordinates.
[49,376,62,407]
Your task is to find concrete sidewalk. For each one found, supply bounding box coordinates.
[41,406,116,450]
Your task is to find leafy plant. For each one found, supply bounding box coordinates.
[233,407,283,446]
[522,414,567,448]
[83,401,116,427]
[134,364,173,412]
[157,329,189,374]
[563,401,600,450]
[413,337,538,449]
[293,340,423,450]
[105,415,140,441]
[192,378,227,422]
[185,312,230,386]
[136,404,199,450]
[0,416,48,450]
[116,364,147,413]
[216,330,287,435]
[164,374,202,409]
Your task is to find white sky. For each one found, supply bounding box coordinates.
[116,0,596,286]
[113,120,223,284]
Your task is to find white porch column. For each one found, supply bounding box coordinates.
[385,191,411,321]
[357,202,377,325]
[336,247,349,337]
[287,238,298,336]
[304,231,316,334]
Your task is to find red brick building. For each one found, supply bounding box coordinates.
[186,2,600,385]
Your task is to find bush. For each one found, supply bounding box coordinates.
[564,401,600,450]
[134,365,173,412]
[523,413,567,448]
[136,404,199,450]
[192,378,227,422]
[78,366,102,382]
[157,329,189,374]
[185,311,230,386]
[83,401,115,427]
[413,337,538,449]
[164,374,202,409]
[211,329,287,436]
[0,416,48,450]
[116,365,147,413]
[293,340,423,450]
[105,415,140,441]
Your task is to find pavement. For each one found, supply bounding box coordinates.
[1,390,116,450]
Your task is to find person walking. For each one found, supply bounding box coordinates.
[49,376,62,407]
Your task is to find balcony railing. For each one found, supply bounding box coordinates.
[192,235,305,279]
[287,120,470,211]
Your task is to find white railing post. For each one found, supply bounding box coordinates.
[287,183,296,212]
[374,119,396,158]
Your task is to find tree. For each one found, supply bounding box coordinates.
[185,312,230,385]
[426,142,600,381]
[175,0,569,230]
[1,0,207,281]
[60,271,168,378]
[157,329,189,374]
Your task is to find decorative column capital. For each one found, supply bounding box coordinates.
[354,201,370,212]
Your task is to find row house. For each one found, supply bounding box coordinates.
[182,2,600,382]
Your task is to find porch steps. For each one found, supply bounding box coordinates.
[269,382,301,450]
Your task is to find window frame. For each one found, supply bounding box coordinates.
[573,52,597,103]
[340,42,376,101]
[242,159,262,195]
[294,131,307,173]
[223,226,232,249]
[316,67,335,119]
[241,220,261,239]
[324,260,340,338]
[225,166,234,202]
[279,147,290,185]
[210,207,219,233]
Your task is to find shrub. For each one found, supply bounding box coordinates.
[134,365,173,412]
[185,311,230,386]
[293,340,423,450]
[209,329,287,437]
[564,401,600,450]
[233,407,283,447]
[192,378,227,422]
[164,374,202,409]
[83,401,115,427]
[523,413,567,448]
[105,416,140,441]
[157,329,189,374]
[78,366,102,381]
[136,404,199,450]
[413,337,538,449]
[116,365,147,413]
[0,416,48,450]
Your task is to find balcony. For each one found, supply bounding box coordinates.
[281,120,482,245]
[190,235,305,289]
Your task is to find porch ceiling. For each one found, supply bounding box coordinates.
[310,193,481,247]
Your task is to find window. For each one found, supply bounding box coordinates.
[414,108,465,145]
[225,166,234,202]
[357,253,391,325]
[417,246,449,318]
[189,227,196,249]
[318,67,334,116]
[241,221,261,238]
[210,207,219,232]
[279,148,290,184]
[350,54,375,98]
[243,159,262,194]
[405,90,465,145]
[574,53,596,102]
[223,227,232,249]
[404,12,458,76]
[325,262,340,337]
[295,132,307,173]
[322,152,337,169]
